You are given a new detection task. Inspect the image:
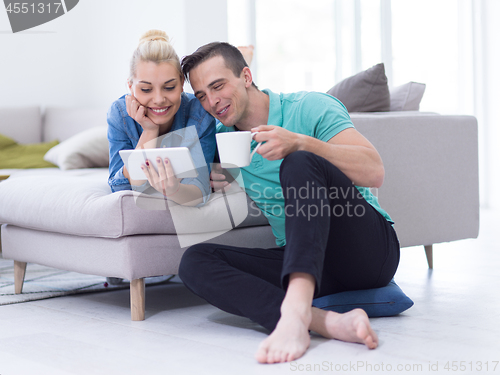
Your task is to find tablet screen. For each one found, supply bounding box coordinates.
[119,147,198,180]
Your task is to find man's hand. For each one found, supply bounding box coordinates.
[210,163,231,192]
[141,157,181,197]
[126,94,159,132]
[251,125,303,160]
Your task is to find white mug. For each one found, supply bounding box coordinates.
[216,131,262,168]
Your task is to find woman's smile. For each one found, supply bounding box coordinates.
[148,105,171,116]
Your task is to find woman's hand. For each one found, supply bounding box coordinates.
[126,94,159,132]
[141,157,181,197]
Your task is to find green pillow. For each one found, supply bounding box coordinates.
[0,133,59,169]
[0,133,17,148]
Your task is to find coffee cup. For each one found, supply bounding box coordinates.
[216,131,262,168]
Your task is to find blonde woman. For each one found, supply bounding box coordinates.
[107,30,216,206]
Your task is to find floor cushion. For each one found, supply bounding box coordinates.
[312,279,413,317]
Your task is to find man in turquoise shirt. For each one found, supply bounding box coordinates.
[179,42,400,364]
[215,89,393,246]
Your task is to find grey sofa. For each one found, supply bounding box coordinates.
[0,106,480,320]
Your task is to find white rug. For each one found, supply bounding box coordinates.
[0,255,174,306]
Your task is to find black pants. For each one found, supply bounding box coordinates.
[179,151,400,332]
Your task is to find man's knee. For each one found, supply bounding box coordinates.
[281,150,316,169]
[280,151,314,178]
[280,150,342,183]
[280,150,347,182]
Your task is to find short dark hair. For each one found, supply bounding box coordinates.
[181,42,257,88]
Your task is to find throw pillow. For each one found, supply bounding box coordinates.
[44,126,109,170]
[0,133,58,169]
[327,63,390,112]
[312,279,413,317]
[390,81,426,111]
[0,133,17,148]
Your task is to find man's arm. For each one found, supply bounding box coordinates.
[299,128,384,188]
[251,125,384,188]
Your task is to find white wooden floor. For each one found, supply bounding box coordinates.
[0,208,499,375]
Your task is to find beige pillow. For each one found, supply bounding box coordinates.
[44,127,109,170]
[389,82,426,111]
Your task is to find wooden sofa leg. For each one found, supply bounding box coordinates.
[424,245,433,269]
[130,278,145,321]
[14,261,27,294]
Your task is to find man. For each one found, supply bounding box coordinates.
[178,42,400,364]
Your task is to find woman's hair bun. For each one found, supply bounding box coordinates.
[129,29,180,84]
[139,29,169,44]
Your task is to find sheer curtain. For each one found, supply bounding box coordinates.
[228,0,496,207]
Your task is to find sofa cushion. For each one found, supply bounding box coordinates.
[0,169,269,239]
[312,279,413,317]
[390,82,426,111]
[327,63,390,112]
[43,127,109,170]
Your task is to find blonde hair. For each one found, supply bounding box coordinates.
[128,30,182,84]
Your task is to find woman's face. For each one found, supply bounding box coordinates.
[129,61,183,128]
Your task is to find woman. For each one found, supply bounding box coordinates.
[107,30,216,206]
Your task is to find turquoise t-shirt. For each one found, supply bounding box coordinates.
[217,89,393,246]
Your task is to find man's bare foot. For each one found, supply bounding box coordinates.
[255,274,377,363]
[255,302,312,364]
[311,308,378,349]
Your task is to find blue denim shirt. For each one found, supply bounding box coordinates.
[107,92,216,205]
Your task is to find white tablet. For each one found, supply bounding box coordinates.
[119,147,198,180]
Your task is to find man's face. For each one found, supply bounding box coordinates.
[189,56,252,127]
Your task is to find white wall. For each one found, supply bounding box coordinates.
[484,0,500,208]
[0,0,227,109]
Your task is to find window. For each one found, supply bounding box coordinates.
[228,0,493,206]
[228,0,475,114]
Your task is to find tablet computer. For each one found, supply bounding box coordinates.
[119,147,198,180]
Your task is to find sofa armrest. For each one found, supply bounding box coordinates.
[351,113,480,248]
